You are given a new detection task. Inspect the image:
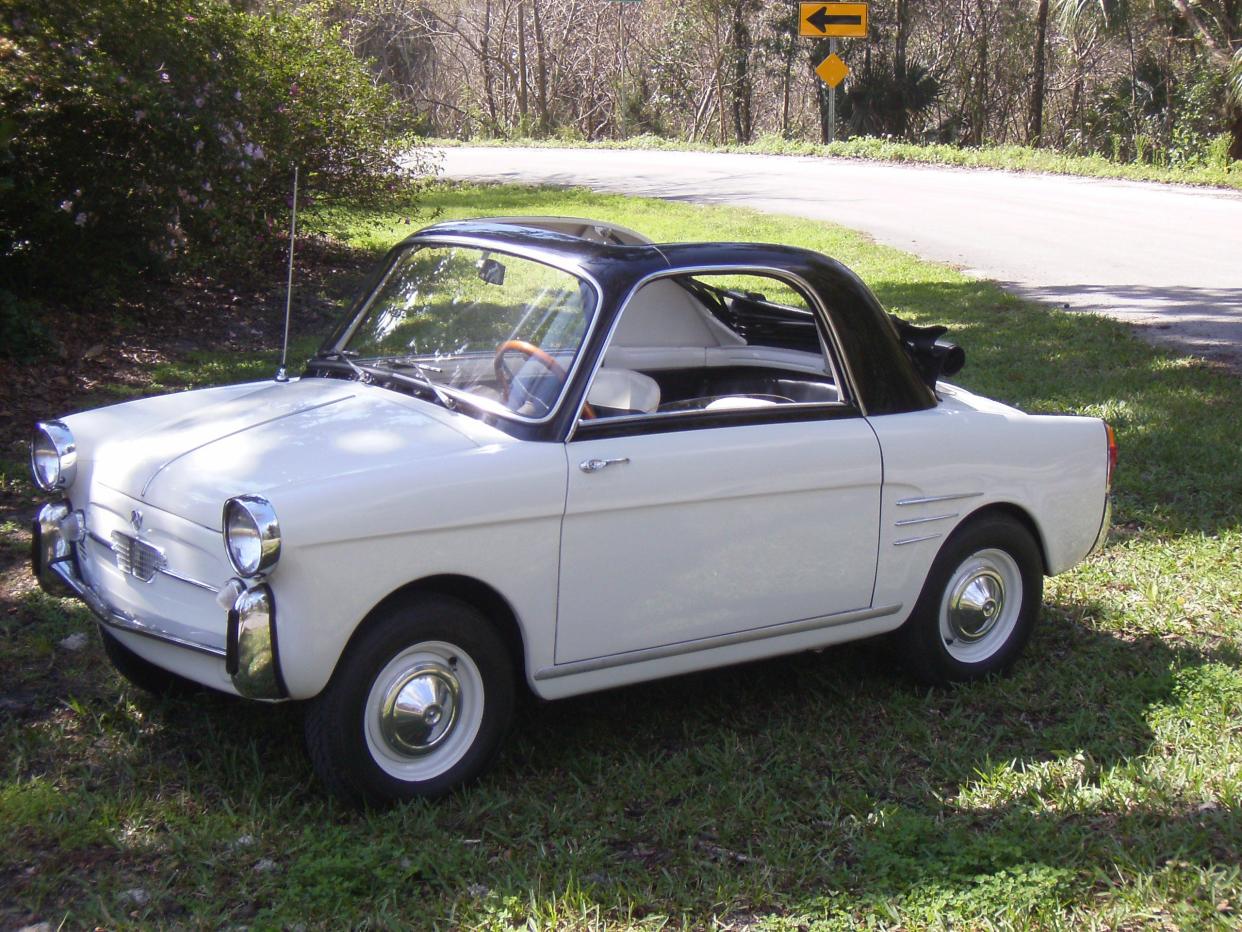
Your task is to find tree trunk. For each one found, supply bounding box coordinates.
[481,0,499,133]
[781,48,793,137]
[975,2,989,145]
[691,84,716,142]
[894,0,910,138]
[1068,67,1084,146]
[1027,0,1049,145]
[516,1,529,132]
[532,0,549,135]
[729,1,753,144]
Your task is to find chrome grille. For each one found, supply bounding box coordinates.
[110,531,167,582]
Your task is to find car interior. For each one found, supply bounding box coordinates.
[582,273,843,420]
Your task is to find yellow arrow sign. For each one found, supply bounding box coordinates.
[815,52,850,88]
[799,2,868,38]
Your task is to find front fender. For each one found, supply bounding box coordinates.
[267,441,567,699]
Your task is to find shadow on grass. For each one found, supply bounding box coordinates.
[456,604,1238,923]
[29,597,1227,926]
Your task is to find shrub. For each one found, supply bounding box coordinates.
[0,0,426,297]
[0,287,49,357]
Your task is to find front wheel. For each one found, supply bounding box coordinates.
[304,594,514,806]
[895,514,1043,686]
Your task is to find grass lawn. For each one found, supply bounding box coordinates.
[2,183,1240,929]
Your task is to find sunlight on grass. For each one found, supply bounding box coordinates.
[3,183,1239,929]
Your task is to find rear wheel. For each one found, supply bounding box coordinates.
[304,594,514,806]
[896,514,1043,686]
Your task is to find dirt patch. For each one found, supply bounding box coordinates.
[0,236,370,516]
[0,236,371,621]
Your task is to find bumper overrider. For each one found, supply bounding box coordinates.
[32,501,287,700]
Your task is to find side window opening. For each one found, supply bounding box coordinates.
[582,271,846,422]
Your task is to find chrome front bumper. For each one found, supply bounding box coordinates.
[33,501,286,699]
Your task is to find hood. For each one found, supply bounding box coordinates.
[69,378,481,529]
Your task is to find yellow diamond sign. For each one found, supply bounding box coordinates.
[815,53,850,88]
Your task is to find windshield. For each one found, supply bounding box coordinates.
[324,244,597,420]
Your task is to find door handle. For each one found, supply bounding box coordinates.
[579,457,630,473]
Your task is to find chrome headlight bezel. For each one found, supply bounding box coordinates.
[31,421,77,493]
[223,495,281,578]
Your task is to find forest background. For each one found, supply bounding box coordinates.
[331,0,1242,166]
[1,0,1239,339]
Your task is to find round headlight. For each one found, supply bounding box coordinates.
[223,495,281,577]
[31,421,77,492]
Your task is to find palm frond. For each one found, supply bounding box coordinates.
[1053,0,1128,30]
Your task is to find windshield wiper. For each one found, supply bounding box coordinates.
[313,351,456,411]
[314,350,368,381]
[369,358,457,411]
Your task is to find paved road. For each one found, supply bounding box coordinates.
[437,146,1242,367]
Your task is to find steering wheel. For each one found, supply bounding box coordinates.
[493,340,595,419]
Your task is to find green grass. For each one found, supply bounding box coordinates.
[3,183,1241,929]
[431,133,1242,192]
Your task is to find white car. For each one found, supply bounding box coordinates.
[30,217,1114,805]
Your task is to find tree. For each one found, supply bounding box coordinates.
[1167,0,1242,159]
[0,0,422,293]
[1028,0,1051,143]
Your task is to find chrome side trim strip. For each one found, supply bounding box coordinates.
[894,512,958,527]
[894,534,942,546]
[534,603,902,681]
[50,561,226,658]
[896,492,983,507]
[87,531,219,593]
[160,568,220,594]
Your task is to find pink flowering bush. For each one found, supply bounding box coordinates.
[0,0,423,298]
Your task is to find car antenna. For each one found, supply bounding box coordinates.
[275,164,298,383]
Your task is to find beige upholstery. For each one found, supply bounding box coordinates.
[608,279,745,349]
[587,368,661,414]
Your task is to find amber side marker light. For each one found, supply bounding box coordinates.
[1105,423,1118,491]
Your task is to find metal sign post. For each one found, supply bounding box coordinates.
[800,3,866,144]
[827,37,837,143]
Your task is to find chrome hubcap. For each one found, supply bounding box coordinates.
[937,547,1023,665]
[378,661,460,757]
[947,570,1006,643]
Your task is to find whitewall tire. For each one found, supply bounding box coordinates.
[897,514,1043,686]
[304,593,514,806]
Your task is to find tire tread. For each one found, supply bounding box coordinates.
[303,592,514,807]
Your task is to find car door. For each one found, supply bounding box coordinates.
[553,269,883,665]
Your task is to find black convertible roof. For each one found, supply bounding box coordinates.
[413,217,845,272]
[405,218,936,419]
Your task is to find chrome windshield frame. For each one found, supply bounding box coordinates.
[322,235,605,427]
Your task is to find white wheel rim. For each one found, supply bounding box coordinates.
[364,640,485,782]
[938,548,1023,664]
